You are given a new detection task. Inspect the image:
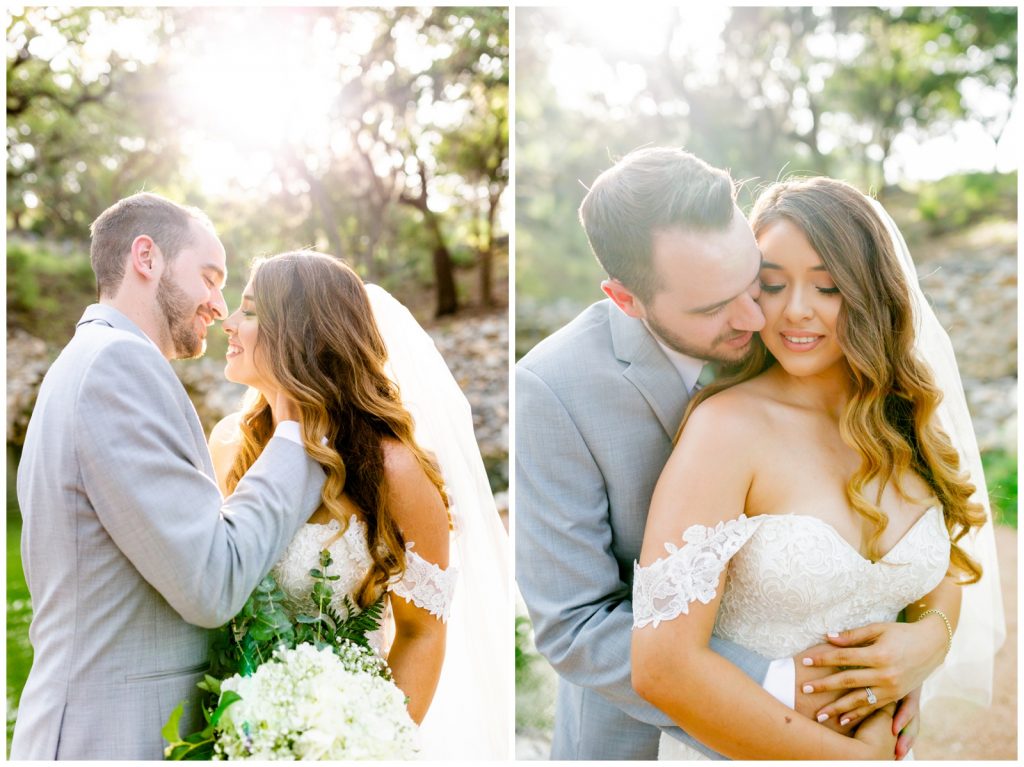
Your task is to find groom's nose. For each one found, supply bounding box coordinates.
[208,288,228,321]
[730,291,765,332]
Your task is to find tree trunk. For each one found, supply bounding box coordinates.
[426,209,458,316]
[479,188,499,308]
[399,158,459,316]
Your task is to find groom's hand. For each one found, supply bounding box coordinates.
[892,687,921,759]
[793,656,856,735]
[852,702,899,760]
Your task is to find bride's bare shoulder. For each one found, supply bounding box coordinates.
[683,376,777,437]
[208,411,243,492]
[209,411,243,447]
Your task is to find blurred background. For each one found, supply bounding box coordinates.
[514,6,1016,760]
[6,5,508,753]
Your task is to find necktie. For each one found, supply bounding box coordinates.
[692,364,715,395]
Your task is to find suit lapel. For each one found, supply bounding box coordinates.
[608,304,689,440]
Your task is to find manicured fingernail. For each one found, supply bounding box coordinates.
[817,713,829,722]
[840,717,850,726]
[827,631,840,638]
[802,657,813,666]
[802,684,814,694]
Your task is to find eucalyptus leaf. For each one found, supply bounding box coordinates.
[181,742,215,761]
[160,701,185,745]
[197,674,222,695]
[210,690,242,727]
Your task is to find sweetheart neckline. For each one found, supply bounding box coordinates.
[303,517,365,531]
[749,506,941,565]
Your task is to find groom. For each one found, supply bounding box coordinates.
[12,193,325,760]
[516,148,937,759]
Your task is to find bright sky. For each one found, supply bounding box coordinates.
[24,6,491,214]
[540,6,1018,185]
[165,8,377,197]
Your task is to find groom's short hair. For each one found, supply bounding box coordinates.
[89,192,214,298]
[579,147,736,302]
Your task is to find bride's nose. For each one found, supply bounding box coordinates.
[222,310,238,335]
[783,286,814,323]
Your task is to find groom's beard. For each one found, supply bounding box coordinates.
[646,313,754,365]
[157,271,205,360]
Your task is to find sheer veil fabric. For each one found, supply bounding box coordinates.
[366,284,511,759]
[869,198,1006,710]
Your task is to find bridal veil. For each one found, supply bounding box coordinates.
[870,198,1006,711]
[366,284,511,759]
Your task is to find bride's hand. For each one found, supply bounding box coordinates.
[852,703,899,760]
[796,620,946,725]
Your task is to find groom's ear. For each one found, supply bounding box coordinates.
[128,235,163,283]
[602,279,646,319]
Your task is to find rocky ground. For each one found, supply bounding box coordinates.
[911,219,1017,454]
[915,524,1017,760]
[425,312,510,517]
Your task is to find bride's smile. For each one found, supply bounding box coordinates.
[222,285,270,390]
[755,217,844,379]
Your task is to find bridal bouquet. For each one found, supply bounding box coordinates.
[208,642,415,759]
[162,551,416,760]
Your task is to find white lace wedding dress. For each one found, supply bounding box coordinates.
[634,507,950,760]
[272,516,457,757]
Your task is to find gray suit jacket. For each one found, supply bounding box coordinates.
[12,304,325,760]
[516,300,770,760]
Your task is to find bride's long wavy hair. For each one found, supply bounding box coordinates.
[682,177,985,582]
[224,251,449,607]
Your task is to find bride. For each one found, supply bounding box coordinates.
[208,250,509,759]
[632,178,1003,759]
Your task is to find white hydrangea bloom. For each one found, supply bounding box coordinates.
[214,643,417,760]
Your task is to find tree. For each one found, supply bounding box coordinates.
[7,7,183,236]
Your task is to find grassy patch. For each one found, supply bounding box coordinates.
[515,613,556,735]
[7,513,32,757]
[982,449,1017,528]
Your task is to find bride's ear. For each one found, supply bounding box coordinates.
[602,279,646,319]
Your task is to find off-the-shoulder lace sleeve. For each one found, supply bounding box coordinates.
[632,515,763,629]
[389,542,458,622]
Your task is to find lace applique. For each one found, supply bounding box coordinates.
[632,515,763,629]
[389,542,458,622]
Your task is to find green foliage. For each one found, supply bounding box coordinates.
[7,239,96,343]
[514,614,537,685]
[161,690,242,760]
[982,449,1017,528]
[515,7,1017,316]
[514,613,556,735]
[482,454,509,494]
[6,512,32,756]
[293,551,386,653]
[8,6,509,316]
[914,171,1018,235]
[165,548,386,759]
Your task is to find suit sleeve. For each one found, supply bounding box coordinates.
[515,364,771,737]
[75,340,325,628]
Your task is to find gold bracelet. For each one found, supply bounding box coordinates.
[915,608,953,655]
